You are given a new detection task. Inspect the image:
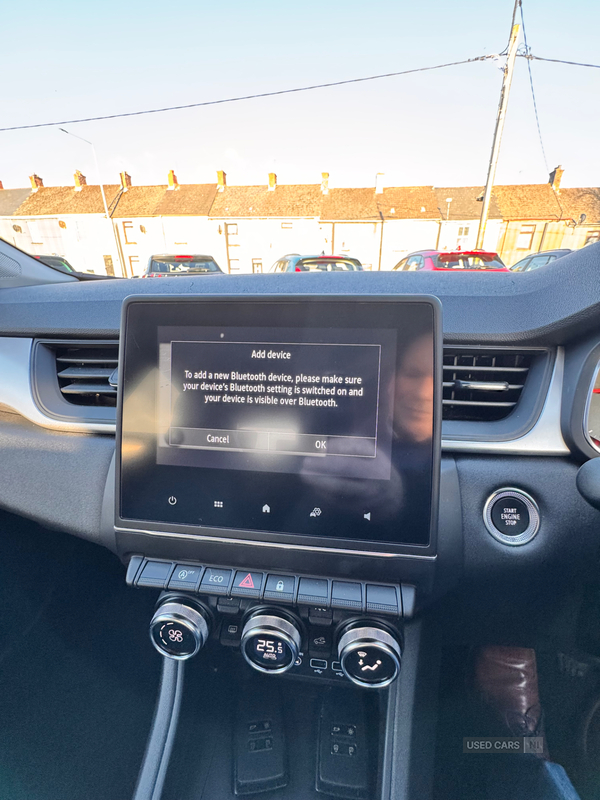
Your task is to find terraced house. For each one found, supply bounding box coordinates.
[0,167,598,275]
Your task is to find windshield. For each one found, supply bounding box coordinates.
[0,3,598,279]
[148,258,221,274]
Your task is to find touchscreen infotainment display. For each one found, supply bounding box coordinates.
[118,297,441,549]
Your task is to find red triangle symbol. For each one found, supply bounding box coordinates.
[239,573,254,588]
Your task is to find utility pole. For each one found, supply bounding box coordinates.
[59,128,126,277]
[475,20,521,250]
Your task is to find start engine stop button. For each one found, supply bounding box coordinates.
[484,489,540,546]
[491,496,530,535]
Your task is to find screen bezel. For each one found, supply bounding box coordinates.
[115,294,443,558]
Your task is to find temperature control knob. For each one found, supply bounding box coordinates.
[150,598,210,660]
[338,625,401,688]
[241,611,302,674]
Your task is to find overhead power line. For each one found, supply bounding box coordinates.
[519,2,549,173]
[519,54,600,69]
[0,57,490,132]
[0,50,596,135]
[518,1,564,220]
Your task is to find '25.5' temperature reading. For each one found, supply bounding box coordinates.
[256,639,284,660]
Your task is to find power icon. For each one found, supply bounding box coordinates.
[168,496,177,505]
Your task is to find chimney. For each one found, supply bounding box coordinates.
[375,173,385,195]
[549,165,564,192]
[217,170,227,191]
[74,170,87,191]
[120,171,132,191]
[30,174,44,191]
[321,172,329,195]
[167,169,178,190]
[268,172,277,191]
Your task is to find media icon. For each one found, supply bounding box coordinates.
[168,496,177,506]
[262,504,271,513]
[309,507,322,518]
[276,580,285,592]
[364,512,371,521]
[214,500,224,508]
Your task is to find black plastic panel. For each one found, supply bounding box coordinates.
[0,243,599,343]
[456,455,600,585]
[0,410,114,541]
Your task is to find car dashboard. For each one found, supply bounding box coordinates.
[2,245,600,800]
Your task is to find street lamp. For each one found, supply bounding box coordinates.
[59,128,124,276]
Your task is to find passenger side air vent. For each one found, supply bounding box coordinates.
[443,348,533,422]
[54,343,119,407]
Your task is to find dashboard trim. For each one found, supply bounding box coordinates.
[583,360,600,455]
[443,347,568,455]
[0,337,570,455]
[0,337,116,434]
[114,525,438,560]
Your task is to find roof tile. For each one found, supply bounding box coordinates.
[493,184,565,220]
[0,188,32,216]
[154,184,217,216]
[433,187,501,220]
[13,185,120,216]
[320,187,440,220]
[209,185,323,218]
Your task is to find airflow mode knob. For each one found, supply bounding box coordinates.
[338,625,401,688]
[150,598,210,660]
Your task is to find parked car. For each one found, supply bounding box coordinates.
[142,254,223,277]
[32,253,119,280]
[510,249,572,272]
[33,254,76,273]
[270,254,364,272]
[393,250,509,271]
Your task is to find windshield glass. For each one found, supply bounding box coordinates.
[149,258,221,274]
[0,2,598,279]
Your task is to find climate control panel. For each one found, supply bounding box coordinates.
[128,557,409,689]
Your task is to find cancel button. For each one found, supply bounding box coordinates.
[490,496,530,535]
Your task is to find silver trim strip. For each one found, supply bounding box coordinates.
[443,347,568,455]
[583,360,600,454]
[114,525,438,560]
[0,337,114,434]
[0,338,569,455]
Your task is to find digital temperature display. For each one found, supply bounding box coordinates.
[247,636,291,668]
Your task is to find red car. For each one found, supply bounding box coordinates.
[393,250,509,272]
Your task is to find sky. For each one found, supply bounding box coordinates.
[1,0,599,191]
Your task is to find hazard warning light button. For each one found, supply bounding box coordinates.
[231,570,264,598]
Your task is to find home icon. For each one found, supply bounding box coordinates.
[262,504,271,514]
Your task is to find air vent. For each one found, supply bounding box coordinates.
[443,348,533,422]
[54,343,119,407]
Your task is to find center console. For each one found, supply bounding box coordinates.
[112,295,451,799]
